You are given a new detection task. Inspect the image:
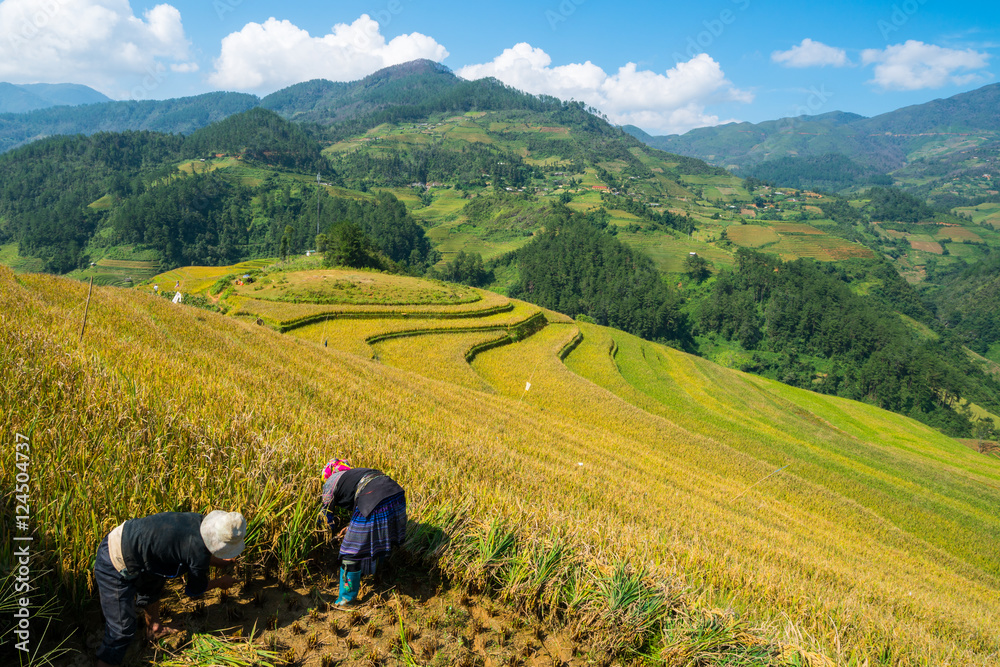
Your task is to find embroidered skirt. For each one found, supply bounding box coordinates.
[339,492,407,573]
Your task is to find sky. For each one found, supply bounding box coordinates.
[0,0,997,136]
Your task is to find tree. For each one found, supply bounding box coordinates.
[684,253,711,283]
[279,225,294,262]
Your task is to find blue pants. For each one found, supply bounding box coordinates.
[93,537,163,665]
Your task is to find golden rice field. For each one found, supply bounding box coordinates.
[235,268,480,306]
[727,224,874,261]
[288,300,545,358]
[230,288,512,331]
[148,259,274,294]
[727,225,780,247]
[3,265,1000,665]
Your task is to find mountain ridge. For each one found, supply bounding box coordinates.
[0,81,111,113]
[625,82,1000,174]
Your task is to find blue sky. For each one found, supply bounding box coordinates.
[0,0,997,135]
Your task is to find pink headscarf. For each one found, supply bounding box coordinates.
[321,459,352,506]
[322,458,352,481]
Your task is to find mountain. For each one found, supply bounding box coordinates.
[0,91,259,153]
[0,82,110,113]
[260,59,459,123]
[625,83,1000,198]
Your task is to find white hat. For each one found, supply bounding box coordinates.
[200,510,247,559]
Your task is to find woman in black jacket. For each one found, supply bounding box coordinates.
[321,458,407,606]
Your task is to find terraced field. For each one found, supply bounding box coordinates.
[727,222,874,261]
[10,264,1000,666]
[147,259,275,294]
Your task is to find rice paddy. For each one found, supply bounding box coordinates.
[236,268,481,306]
[4,264,1000,666]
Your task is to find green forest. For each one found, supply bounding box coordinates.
[689,248,1000,435]
[500,204,689,346]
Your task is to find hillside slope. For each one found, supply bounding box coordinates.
[2,266,999,665]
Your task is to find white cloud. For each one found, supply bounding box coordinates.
[771,39,849,68]
[0,0,195,96]
[456,43,751,135]
[209,15,449,92]
[861,40,990,90]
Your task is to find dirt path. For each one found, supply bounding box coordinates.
[57,559,598,667]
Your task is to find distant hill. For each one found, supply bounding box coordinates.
[0,91,260,153]
[0,82,110,113]
[627,84,1000,170]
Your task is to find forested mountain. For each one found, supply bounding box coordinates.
[625,83,1000,200]
[627,83,1000,170]
[103,171,434,270]
[0,131,185,271]
[183,108,325,173]
[921,256,1000,354]
[0,82,110,113]
[0,91,259,154]
[743,154,892,191]
[260,59,459,123]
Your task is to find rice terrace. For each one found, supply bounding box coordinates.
[3,250,1000,666]
[3,35,1000,667]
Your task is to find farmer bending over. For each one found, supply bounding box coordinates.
[93,510,246,667]
[321,459,407,606]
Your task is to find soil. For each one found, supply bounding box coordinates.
[54,559,601,667]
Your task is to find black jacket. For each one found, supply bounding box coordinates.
[120,512,211,597]
[329,468,405,517]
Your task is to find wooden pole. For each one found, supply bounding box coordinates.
[79,276,94,343]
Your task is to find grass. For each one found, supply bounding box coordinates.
[145,259,277,295]
[4,265,1000,665]
[157,632,281,666]
[0,242,46,273]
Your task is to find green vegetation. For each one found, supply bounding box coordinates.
[688,248,1000,435]
[501,206,689,346]
[0,91,258,154]
[742,153,893,192]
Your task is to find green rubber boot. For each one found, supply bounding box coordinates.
[335,566,361,606]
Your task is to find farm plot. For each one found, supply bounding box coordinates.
[935,226,983,242]
[238,269,481,307]
[233,288,511,331]
[287,300,540,358]
[727,225,780,247]
[371,330,507,391]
